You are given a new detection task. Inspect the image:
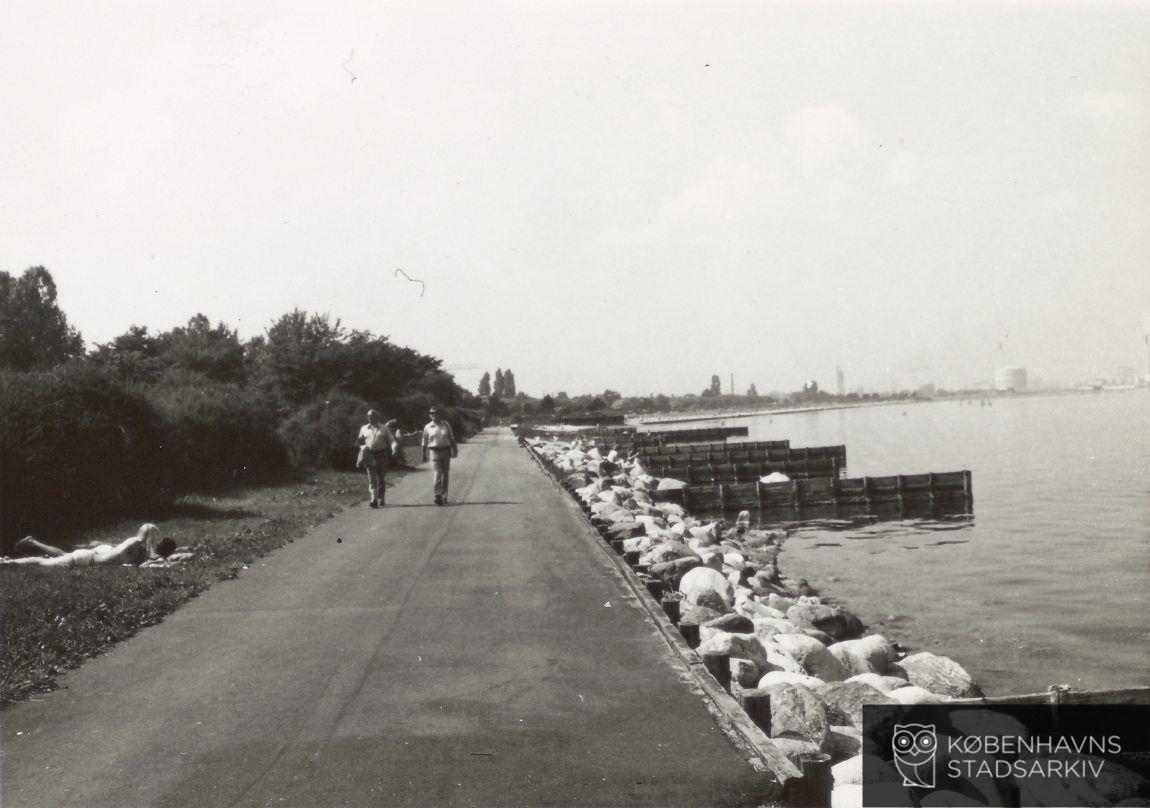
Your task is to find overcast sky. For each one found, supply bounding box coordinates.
[3,1,1148,395]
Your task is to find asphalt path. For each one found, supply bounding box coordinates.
[1,429,771,807]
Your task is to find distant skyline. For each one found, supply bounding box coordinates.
[3,1,1148,396]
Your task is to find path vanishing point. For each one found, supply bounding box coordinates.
[1,429,777,808]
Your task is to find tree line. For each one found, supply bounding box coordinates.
[0,266,480,548]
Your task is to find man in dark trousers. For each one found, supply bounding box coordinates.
[421,407,458,505]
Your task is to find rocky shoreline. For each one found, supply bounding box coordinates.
[524,433,986,806]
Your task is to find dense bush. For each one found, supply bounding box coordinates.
[277,393,371,471]
[0,365,164,549]
[144,377,288,492]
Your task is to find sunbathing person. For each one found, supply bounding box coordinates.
[4,524,175,568]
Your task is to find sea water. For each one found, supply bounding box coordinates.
[675,389,1149,695]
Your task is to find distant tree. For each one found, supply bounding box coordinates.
[589,396,606,411]
[747,383,758,397]
[90,324,165,381]
[252,310,346,404]
[540,394,555,413]
[710,374,722,395]
[477,371,491,397]
[0,266,85,370]
[602,389,621,403]
[155,313,245,383]
[486,394,509,417]
[493,368,505,398]
[555,391,569,403]
[503,369,516,397]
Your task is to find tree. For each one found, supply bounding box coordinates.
[478,371,491,397]
[503,369,516,397]
[540,394,555,413]
[493,368,505,398]
[747,383,758,397]
[90,325,165,381]
[155,313,245,383]
[0,266,85,370]
[602,389,621,403]
[710,374,722,395]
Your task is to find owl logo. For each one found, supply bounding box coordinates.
[892,723,937,788]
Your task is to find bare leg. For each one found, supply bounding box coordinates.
[15,536,66,557]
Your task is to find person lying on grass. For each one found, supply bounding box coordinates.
[2,523,176,568]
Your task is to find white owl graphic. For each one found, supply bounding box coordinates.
[892,723,937,788]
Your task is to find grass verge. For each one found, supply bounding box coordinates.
[0,469,380,706]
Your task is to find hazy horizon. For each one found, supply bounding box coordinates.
[3,1,1148,396]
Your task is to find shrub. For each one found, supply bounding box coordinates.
[0,365,163,550]
[277,393,371,471]
[143,380,288,492]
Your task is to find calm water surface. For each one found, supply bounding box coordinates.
[670,390,1149,695]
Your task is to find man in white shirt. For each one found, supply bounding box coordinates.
[421,407,458,505]
[356,409,397,508]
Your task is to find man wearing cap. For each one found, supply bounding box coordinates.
[421,407,458,505]
[356,409,397,508]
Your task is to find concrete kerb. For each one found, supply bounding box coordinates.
[518,439,802,800]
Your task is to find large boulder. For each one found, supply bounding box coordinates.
[845,673,909,693]
[767,594,796,612]
[894,652,983,699]
[828,636,898,677]
[765,645,808,675]
[817,681,897,728]
[737,601,787,621]
[889,685,947,705]
[697,631,772,678]
[770,737,822,766]
[647,540,695,564]
[681,604,726,626]
[678,566,735,609]
[703,612,755,634]
[773,633,846,682]
[758,670,825,690]
[786,598,865,641]
[828,725,862,761]
[760,683,830,750]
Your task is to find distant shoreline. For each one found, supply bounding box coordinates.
[632,386,1136,426]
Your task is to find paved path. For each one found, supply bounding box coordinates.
[1,429,770,807]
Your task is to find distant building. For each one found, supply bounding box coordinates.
[916,382,936,397]
[994,366,1028,392]
[1115,366,1137,385]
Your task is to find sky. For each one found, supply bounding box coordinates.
[2,1,1149,396]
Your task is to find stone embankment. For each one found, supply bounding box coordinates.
[524,434,985,807]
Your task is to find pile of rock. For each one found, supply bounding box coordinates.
[525,434,986,806]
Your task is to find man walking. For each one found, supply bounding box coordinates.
[356,409,397,508]
[421,407,458,505]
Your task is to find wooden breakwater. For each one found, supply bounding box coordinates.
[639,443,847,468]
[653,470,973,514]
[554,414,627,426]
[646,458,844,484]
[633,425,750,445]
[639,439,792,456]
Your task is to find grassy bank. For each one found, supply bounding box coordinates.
[0,469,375,706]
